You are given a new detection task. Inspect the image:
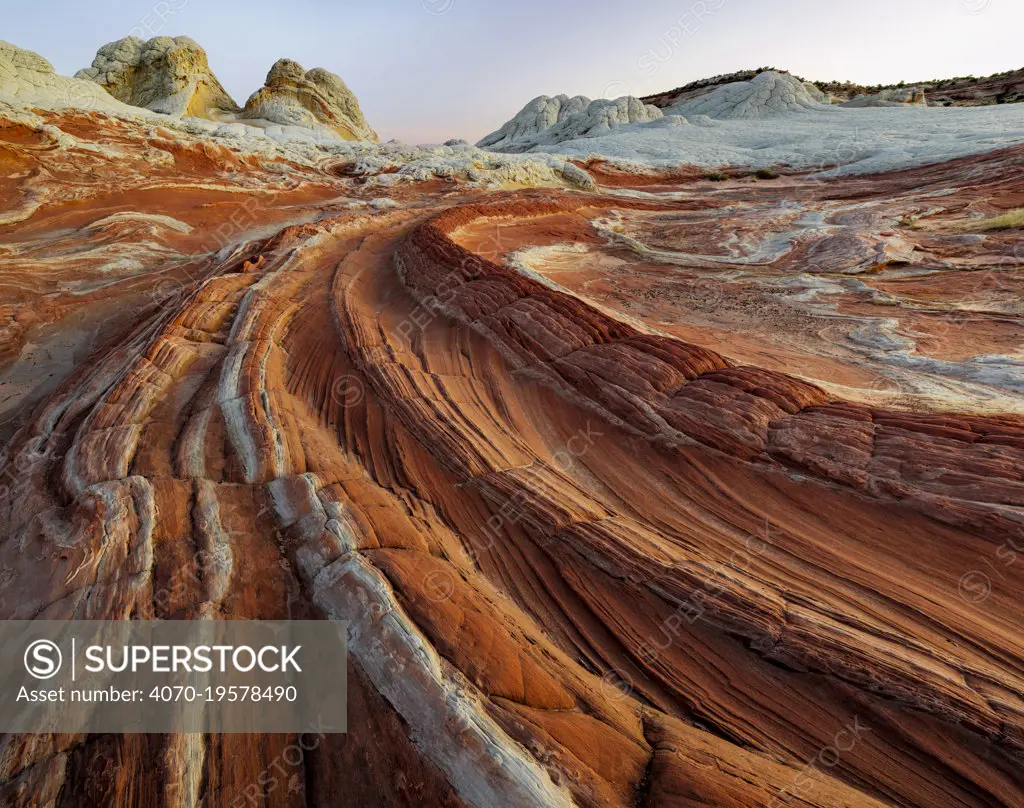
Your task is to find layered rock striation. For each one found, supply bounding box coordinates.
[1,42,1024,808]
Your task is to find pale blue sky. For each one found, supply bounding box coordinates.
[5,0,1021,142]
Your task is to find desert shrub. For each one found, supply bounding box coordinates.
[755,168,780,180]
[704,171,729,181]
[967,209,1024,231]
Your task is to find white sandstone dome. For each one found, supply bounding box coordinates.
[0,39,139,113]
[75,35,239,118]
[477,94,591,151]
[242,58,378,142]
[667,71,828,120]
[478,94,662,152]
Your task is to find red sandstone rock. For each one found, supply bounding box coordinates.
[0,105,1022,808]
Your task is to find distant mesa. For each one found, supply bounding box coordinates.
[643,66,1024,109]
[75,36,240,119]
[241,58,378,142]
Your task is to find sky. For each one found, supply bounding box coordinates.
[5,0,1022,143]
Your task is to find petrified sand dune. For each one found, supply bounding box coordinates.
[76,36,240,118]
[664,71,828,119]
[478,95,663,152]
[63,37,380,143]
[1,59,1024,808]
[0,39,141,114]
[481,69,1024,172]
[242,58,378,142]
[477,71,831,156]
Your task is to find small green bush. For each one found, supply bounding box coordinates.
[754,168,780,180]
[964,209,1024,231]
[704,171,729,182]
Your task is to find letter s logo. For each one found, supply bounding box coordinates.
[24,640,62,680]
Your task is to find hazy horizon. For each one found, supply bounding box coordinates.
[5,0,1022,142]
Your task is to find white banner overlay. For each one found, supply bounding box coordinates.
[2,621,347,733]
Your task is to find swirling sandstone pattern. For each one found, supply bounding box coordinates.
[1,106,1022,807]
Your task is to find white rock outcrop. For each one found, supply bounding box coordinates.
[1,39,369,150]
[0,39,139,113]
[346,140,597,190]
[841,87,927,108]
[477,94,589,150]
[75,36,239,118]
[666,71,828,119]
[643,114,690,129]
[241,58,378,142]
[802,81,832,104]
[477,94,662,152]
